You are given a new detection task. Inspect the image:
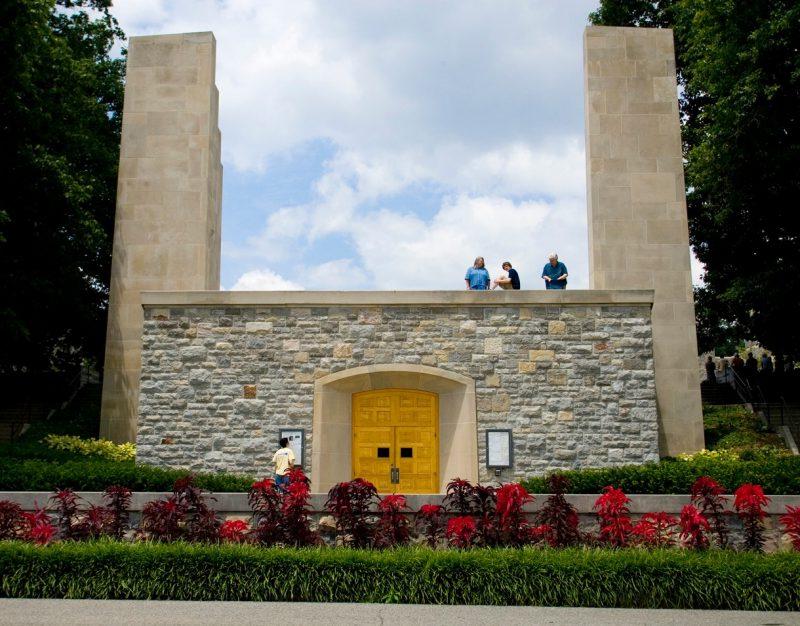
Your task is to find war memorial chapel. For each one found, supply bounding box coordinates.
[99,26,704,494]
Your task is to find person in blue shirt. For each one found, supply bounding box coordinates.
[465,257,490,290]
[541,253,568,289]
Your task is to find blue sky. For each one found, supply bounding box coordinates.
[110,0,665,291]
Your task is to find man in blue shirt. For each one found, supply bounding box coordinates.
[541,253,568,289]
[465,256,490,290]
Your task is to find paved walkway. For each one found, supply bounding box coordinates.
[0,600,797,625]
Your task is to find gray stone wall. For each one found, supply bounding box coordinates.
[137,303,659,483]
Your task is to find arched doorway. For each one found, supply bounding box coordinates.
[352,389,438,494]
[311,364,477,493]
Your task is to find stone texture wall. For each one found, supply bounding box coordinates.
[138,301,659,484]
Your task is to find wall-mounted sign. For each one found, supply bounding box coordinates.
[486,429,513,468]
[279,428,304,467]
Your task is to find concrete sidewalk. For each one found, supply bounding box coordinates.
[0,600,797,625]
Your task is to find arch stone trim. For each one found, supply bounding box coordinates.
[311,364,477,493]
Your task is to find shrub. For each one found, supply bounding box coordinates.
[248,478,282,546]
[172,475,220,543]
[690,476,730,548]
[21,508,56,545]
[75,505,110,540]
[325,479,379,548]
[219,520,250,544]
[102,486,132,540]
[2,543,798,609]
[416,504,445,548]
[734,484,770,552]
[631,512,678,548]
[280,469,317,547]
[535,475,580,548]
[49,489,82,540]
[0,501,25,540]
[495,483,533,547]
[446,516,477,548]
[594,486,633,547]
[374,495,411,548]
[680,504,711,550]
[42,434,136,462]
[443,479,497,546]
[521,455,800,495]
[780,506,800,551]
[139,497,185,542]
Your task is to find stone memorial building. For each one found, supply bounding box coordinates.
[100,26,704,493]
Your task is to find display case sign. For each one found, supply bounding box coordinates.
[279,428,304,467]
[486,429,513,468]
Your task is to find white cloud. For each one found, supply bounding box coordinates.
[111,1,598,290]
[230,269,304,291]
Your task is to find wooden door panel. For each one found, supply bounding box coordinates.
[352,426,392,490]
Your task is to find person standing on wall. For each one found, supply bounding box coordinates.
[273,437,295,492]
[542,253,568,289]
[465,256,490,290]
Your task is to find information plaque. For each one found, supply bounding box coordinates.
[279,428,304,467]
[486,429,513,468]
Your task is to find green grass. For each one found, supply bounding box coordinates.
[702,404,785,451]
[0,541,798,608]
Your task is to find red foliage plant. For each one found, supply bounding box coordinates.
[374,494,411,548]
[495,483,533,547]
[219,519,250,543]
[446,515,477,549]
[21,508,56,545]
[690,476,729,548]
[779,505,800,551]
[139,496,186,542]
[443,478,476,515]
[325,478,379,548]
[593,486,633,547]
[631,512,679,548]
[416,503,445,547]
[281,469,318,547]
[50,489,82,540]
[536,474,580,547]
[0,501,25,540]
[173,475,220,543]
[103,485,132,540]
[75,505,110,540]
[248,478,283,545]
[443,479,497,546]
[679,504,711,550]
[734,483,770,551]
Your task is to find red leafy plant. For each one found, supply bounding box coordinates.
[139,497,185,541]
[779,506,800,551]
[691,476,729,548]
[139,475,220,542]
[219,519,250,543]
[0,501,25,540]
[593,486,633,547]
[416,504,445,548]
[631,512,679,548]
[325,478,379,548]
[21,508,56,545]
[495,483,533,547]
[734,483,770,551]
[446,515,477,549]
[374,494,411,548]
[50,489,82,540]
[249,478,283,545]
[536,474,580,547]
[281,469,318,546]
[443,479,497,546]
[679,504,710,550]
[102,485,132,540]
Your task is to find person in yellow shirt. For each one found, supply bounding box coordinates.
[273,437,295,492]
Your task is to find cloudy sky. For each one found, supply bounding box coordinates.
[111,0,610,291]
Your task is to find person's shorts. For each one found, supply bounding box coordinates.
[545,283,566,290]
[275,473,290,490]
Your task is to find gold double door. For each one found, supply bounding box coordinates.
[352,389,439,494]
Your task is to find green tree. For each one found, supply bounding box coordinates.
[590,0,800,357]
[0,0,125,374]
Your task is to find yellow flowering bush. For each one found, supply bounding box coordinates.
[675,449,740,462]
[43,434,136,462]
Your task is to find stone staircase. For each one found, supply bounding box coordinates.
[700,380,742,405]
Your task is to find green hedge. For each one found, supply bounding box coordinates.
[3,454,800,495]
[0,458,254,492]
[522,455,800,495]
[1,542,798,609]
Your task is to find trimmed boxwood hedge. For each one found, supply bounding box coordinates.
[0,458,254,492]
[0,542,798,609]
[522,455,800,495]
[3,454,800,494]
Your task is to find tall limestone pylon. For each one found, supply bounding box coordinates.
[584,25,704,455]
[100,32,222,442]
